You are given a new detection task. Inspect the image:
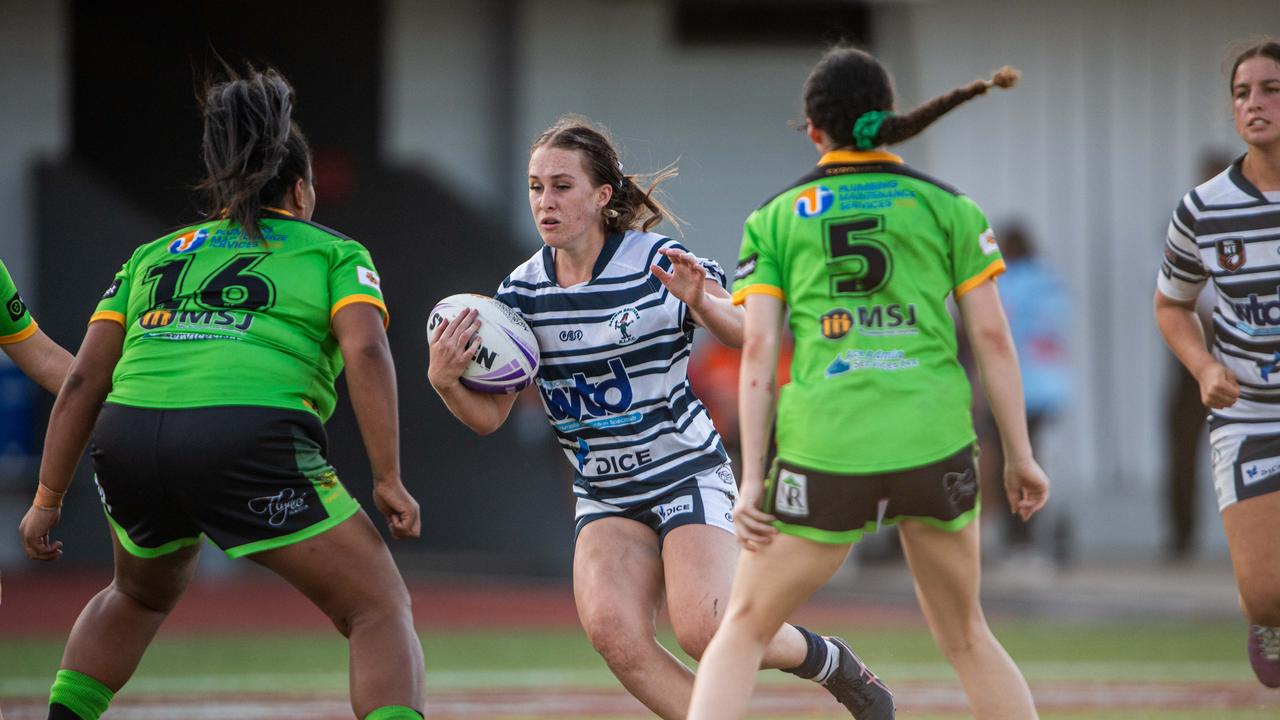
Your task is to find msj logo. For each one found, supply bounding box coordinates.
[794,186,834,218]
[540,358,633,421]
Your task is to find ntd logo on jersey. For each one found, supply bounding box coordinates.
[793,187,834,218]
[169,229,208,254]
[540,358,634,423]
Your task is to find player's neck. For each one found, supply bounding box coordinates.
[1243,145,1280,191]
[554,229,606,286]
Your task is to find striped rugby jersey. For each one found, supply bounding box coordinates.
[495,230,729,505]
[1157,157,1280,425]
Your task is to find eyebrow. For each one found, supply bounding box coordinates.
[528,173,576,180]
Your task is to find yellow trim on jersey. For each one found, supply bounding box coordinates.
[89,311,126,327]
[818,150,904,166]
[0,321,38,345]
[330,294,390,328]
[732,284,786,306]
[954,258,1006,298]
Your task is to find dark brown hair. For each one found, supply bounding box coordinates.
[803,46,1018,149]
[195,66,312,243]
[530,115,679,234]
[1229,38,1280,92]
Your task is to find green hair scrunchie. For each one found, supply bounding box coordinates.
[852,110,893,150]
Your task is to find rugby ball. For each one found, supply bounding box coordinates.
[428,293,540,394]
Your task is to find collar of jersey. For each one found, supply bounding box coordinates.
[263,206,296,217]
[818,150,904,166]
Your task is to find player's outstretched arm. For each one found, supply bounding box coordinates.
[19,320,123,561]
[957,280,1049,521]
[2,328,73,395]
[333,302,420,539]
[427,308,518,435]
[652,247,744,348]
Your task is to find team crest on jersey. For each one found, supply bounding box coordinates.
[609,307,641,345]
[1217,238,1246,272]
[794,186,834,218]
[775,470,809,517]
[169,228,208,255]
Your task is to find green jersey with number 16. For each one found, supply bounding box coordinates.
[732,150,1004,474]
[92,209,388,421]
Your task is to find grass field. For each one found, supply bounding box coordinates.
[3,618,1278,719]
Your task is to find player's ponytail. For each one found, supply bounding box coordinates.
[196,65,312,244]
[531,115,682,235]
[804,47,1019,151]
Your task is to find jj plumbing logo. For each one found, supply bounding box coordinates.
[248,488,309,527]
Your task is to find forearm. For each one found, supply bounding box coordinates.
[343,340,402,483]
[971,326,1034,464]
[38,373,109,494]
[738,337,779,487]
[430,378,511,436]
[688,293,745,348]
[4,330,73,395]
[1155,298,1216,378]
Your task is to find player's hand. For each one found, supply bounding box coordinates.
[427,308,481,391]
[1004,457,1050,522]
[373,479,421,540]
[1196,362,1239,409]
[651,248,708,311]
[19,506,64,561]
[731,476,778,552]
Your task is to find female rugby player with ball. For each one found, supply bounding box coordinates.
[429,115,892,719]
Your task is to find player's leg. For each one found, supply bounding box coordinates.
[50,535,201,720]
[574,516,693,719]
[1222,492,1280,686]
[898,518,1037,719]
[687,531,850,720]
[249,510,423,719]
[1211,427,1280,686]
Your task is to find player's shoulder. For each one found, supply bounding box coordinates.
[501,245,550,288]
[1188,159,1259,211]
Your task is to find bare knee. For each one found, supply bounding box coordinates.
[582,612,655,675]
[326,581,413,638]
[110,577,185,615]
[672,617,717,661]
[931,617,993,660]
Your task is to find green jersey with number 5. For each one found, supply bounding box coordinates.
[92,210,388,421]
[732,150,1004,473]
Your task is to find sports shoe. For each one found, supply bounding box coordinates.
[820,636,895,719]
[1248,624,1280,688]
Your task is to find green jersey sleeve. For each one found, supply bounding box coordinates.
[731,210,785,305]
[91,255,135,327]
[328,241,388,328]
[948,195,1005,298]
[0,260,37,344]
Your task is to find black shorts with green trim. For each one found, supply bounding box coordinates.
[762,444,980,545]
[90,403,360,559]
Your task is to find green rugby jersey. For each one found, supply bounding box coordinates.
[733,151,1004,473]
[92,209,388,421]
[0,259,37,345]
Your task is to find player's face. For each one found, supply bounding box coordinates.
[1233,57,1280,150]
[528,146,611,249]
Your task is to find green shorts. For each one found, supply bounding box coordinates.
[762,444,980,544]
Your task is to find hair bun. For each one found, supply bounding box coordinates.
[990,66,1021,90]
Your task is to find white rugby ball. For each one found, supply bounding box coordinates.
[428,293,540,394]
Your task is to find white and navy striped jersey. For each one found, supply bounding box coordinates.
[496,230,729,506]
[1157,157,1280,426]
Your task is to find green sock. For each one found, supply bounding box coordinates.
[49,669,114,720]
[364,706,424,720]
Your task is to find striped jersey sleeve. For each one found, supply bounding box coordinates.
[1156,193,1210,302]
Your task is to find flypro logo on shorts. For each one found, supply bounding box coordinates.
[943,468,978,503]
[248,488,310,527]
[1242,455,1280,486]
[775,470,809,517]
[652,495,694,524]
